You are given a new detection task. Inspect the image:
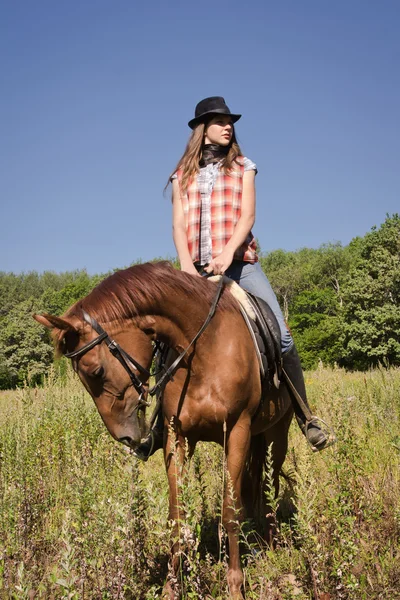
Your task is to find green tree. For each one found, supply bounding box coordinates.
[260,249,307,320]
[289,288,343,368]
[40,272,103,316]
[0,298,53,387]
[0,345,12,389]
[307,242,352,306]
[341,215,400,369]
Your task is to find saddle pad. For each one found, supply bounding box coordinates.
[245,292,283,388]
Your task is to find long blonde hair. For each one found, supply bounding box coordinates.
[168,121,243,193]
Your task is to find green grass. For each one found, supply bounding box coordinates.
[0,365,399,599]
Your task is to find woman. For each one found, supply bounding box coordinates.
[135,97,332,461]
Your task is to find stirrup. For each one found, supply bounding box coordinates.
[305,417,336,453]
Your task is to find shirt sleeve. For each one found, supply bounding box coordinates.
[243,157,257,175]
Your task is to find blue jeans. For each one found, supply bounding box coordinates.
[224,260,293,353]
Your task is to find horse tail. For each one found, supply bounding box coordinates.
[243,433,267,523]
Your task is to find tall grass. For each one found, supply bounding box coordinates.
[0,365,399,599]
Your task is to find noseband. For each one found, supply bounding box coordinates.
[65,310,153,409]
[63,277,225,407]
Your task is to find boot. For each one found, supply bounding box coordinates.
[134,406,164,462]
[282,344,333,452]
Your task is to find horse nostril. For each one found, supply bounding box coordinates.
[119,436,134,448]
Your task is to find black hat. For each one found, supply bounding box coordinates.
[188,96,241,129]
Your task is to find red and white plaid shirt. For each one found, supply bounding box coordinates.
[176,156,258,264]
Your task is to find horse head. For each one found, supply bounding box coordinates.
[33,312,154,449]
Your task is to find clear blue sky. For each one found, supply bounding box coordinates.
[1,1,399,274]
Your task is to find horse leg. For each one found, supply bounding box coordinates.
[264,407,293,545]
[162,424,193,600]
[223,418,251,600]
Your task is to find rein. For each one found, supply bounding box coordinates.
[64,276,225,402]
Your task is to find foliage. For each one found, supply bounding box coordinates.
[0,270,104,389]
[0,270,92,317]
[40,272,104,316]
[290,292,343,369]
[261,214,400,370]
[0,298,53,387]
[0,366,399,598]
[340,214,400,369]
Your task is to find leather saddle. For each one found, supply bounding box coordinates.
[239,291,283,390]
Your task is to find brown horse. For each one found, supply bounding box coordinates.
[34,261,293,599]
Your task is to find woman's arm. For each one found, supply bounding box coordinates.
[206,170,256,275]
[171,179,199,275]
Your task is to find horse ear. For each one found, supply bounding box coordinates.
[33,313,78,332]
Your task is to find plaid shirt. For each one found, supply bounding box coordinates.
[176,156,258,264]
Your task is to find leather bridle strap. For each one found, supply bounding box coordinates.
[65,311,151,406]
[64,330,108,358]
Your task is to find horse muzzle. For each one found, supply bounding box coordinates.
[119,436,140,449]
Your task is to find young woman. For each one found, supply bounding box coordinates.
[135,97,333,461]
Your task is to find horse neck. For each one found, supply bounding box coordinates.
[135,288,212,349]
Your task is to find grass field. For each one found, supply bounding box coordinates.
[0,365,399,599]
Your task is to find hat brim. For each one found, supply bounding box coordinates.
[188,109,241,130]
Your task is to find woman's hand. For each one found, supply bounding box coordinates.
[204,248,234,275]
[205,170,256,276]
[180,259,201,276]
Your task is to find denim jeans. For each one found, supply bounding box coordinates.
[224,260,293,353]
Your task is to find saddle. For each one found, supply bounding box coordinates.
[205,275,283,390]
[239,291,283,390]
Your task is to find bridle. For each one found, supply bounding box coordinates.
[65,310,154,409]
[63,276,225,408]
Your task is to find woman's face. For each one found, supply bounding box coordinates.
[204,115,233,146]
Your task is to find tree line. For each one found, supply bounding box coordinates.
[0,215,399,389]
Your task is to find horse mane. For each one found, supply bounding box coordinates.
[65,261,239,324]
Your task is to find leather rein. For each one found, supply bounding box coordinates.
[64,276,225,407]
